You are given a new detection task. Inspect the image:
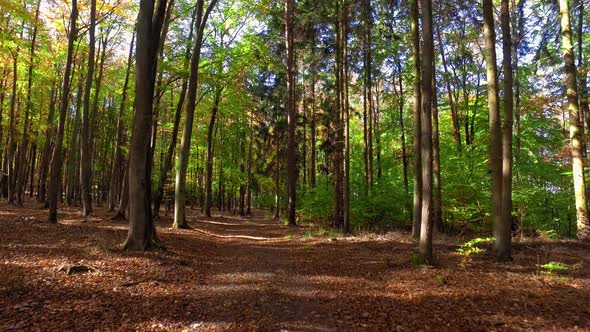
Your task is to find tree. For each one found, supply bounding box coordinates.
[411,0,422,238]
[80,0,96,217]
[559,0,590,240]
[285,0,297,226]
[173,0,217,229]
[48,0,78,223]
[122,0,169,250]
[418,0,434,262]
[498,0,514,260]
[483,0,503,252]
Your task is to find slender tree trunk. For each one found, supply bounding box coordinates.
[246,113,253,215]
[79,0,96,217]
[362,0,373,193]
[396,61,411,219]
[411,0,422,238]
[432,54,443,233]
[577,0,589,157]
[38,82,56,204]
[513,0,524,170]
[48,0,77,223]
[342,0,351,234]
[174,0,217,229]
[560,0,590,240]
[285,0,297,226]
[15,0,41,206]
[375,80,382,179]
[153,6,196,218]
[7,45,20,204]
[274,128,280,220]
[419,0,434,262]
[205,88,222,217]
[498,0,514,260]
[310,42,317,188]
[436,27,462,151]
[66,60,84,206]
[483,0,504,249]
[109,33,134,211]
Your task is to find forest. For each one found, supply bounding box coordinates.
[1,0,590,330]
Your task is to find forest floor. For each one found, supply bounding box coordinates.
[1,200,590,331]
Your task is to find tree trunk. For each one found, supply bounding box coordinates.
[577,0,589,157]
[38,82,57,204]
[122,0,169,250]
[419,0,434,263]
[285,0,297,226]
[15,0,41,206]
[483,0,504,249]
[432,53,443,233]
[65,60,84,206]
[48,0,77,223]
[560,0,590,240]
[80,0,96,217]
[498,0,514,260]
[7,43,20,204]
[395,61,411,219]
[436,26,462,152]
[342,0,350,234]
[205,88,222,217]
[363,0,373,194]
[153,6,196,218]
[109,32,134,211]
[411,0,422,238]
[174,0,217,229]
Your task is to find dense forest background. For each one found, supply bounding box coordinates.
[1,0,589,259]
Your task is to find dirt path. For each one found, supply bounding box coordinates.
[1,201,590,331]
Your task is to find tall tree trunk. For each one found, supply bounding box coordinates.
[66,60,84,206]
[436,27,462,152]
[153,6,196,218]
[246,113,253,215]
[174,0,217,229]
[80,0,96,217]
[375,80,382,179]
[577,0,589,157]
[285,0,297,226]
[419,0,434,262]
[310,41,317,188]
[483,0,503,250]
[7,42,20,204]
[123,0,169,250]
[411,0,422,238]
[274,127,280,220]
[432,54,443,233]
[109,32,134,211]
[512,0,524,170]
[38,82,57,204]
[15,0,41,206]
[396,61,411,219]
[498,0,514,260]
[560,0,590,240]
[362,0,373,193]
[342,0,350,234]
[48,0,77,223]
[205,88,222,217]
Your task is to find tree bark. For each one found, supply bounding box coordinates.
[174,0,217,229]
[483,0,504,249]
[436,26,462,152]
[560,0,590,240]
[285,0,297,226]
[48,0,77,223]
[498,0,514,260]
[80,0,96,217]
[122,0,168,250]
[15,0,41,206]
[411,0,422,238]
[419,0,434,263]
[205,88,222,217]
[109,32,134,211]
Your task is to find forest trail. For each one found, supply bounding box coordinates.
[1,201,590,331]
